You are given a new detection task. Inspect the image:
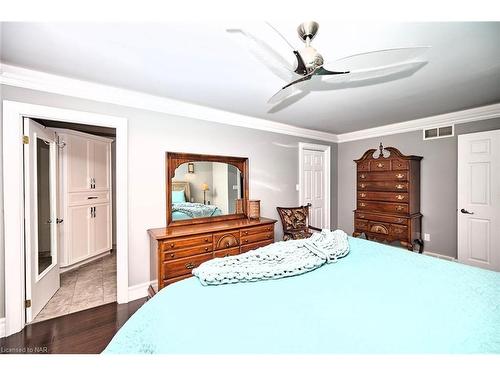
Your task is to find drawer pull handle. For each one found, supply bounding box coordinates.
[360,183,366,188]
[377,163,384,168]
[205,247,210,252]
[87,196,98,199]
[396,206,404,211]
[396,218,404,223]
[359,215,365,219]
[244,239,248,243]
[185,263,195,270]
[396,195,404,200]
[360,193,366,198]
[396,173,404,179]
[360,203,366,207]
[205,238,209,242]
[267,235,272,239]
[170,243,175,248]
[395,184,404,189]
[244,231,248,235]
[360,174,366,179]
[170,253,175,258]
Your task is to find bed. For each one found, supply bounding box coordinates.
[104,236,500,354]
[171,181,222,220]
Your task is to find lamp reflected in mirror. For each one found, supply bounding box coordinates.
[201,183,210,205]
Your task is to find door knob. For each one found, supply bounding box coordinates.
[460,209,474,215]
[56,218,64,224]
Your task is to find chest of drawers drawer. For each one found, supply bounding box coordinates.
[163,243,212,260]
[358,200,409,214]
[162,253,213,279]
[358,171,408,181]
[369,159,391,171]
[392,159,409,170]
[358,181,408,192]
[241,239,273,253]
[240,224,274,237]
[357,191,408,203]
[241,231,274,245]
[213,231,240,250]
[160,234,212,251]
[214,247,240,258]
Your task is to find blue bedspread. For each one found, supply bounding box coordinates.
[104,237,500,354]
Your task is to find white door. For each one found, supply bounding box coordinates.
[67,205,92,263]
[92,140,111,190]
[458,129,500,271]
[23,118,60,322]
[301,148,326,229]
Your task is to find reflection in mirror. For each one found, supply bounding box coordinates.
[171,161,242,221]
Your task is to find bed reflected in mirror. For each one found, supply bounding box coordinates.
[171,161,243,221]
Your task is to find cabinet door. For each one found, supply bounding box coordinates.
[68,205,92,263]
[66,135,92,192]
[92,203,112,255]
[92,140,111,191]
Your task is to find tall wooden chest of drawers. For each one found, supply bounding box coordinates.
[148,217,277,290]
[353,144,423,251]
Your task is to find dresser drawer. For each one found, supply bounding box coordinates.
[358,181,408,192]
[213,231,240,250]
[163,243,212,260]
[161,234,212,251]
[240,224,274,237]
[358,201,409,214]
[392,159,409,170]
[369,159,391,171]
[355,212,408,225]
[214,247,240,258]
[358,161,370,171]
[357,191,408,203]
[162,253,212,279]
[241,231,274,245]
[358,171,408,181]
[241,239,273,253]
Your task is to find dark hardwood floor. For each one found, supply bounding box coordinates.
[0,298,146,354]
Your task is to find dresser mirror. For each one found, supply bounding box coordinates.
[166,152,249,226]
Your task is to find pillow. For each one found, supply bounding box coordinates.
[172,190,186,203]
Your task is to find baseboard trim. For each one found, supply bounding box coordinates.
[128,281,154,302]
[423,250,457,262]
[0,317,6,338]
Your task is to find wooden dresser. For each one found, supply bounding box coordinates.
[353,144,423,251]
[148,217,277,291]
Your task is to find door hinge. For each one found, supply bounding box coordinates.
[25,299,32,308]
[23,135,30,144]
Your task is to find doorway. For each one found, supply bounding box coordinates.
[457,129,500,271]
[3,101,128,337]
[298,142,331,229]
[24,118,117,323]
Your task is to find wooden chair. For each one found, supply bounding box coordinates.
[276,204,322,241]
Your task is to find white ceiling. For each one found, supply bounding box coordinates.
[1,21,500,134]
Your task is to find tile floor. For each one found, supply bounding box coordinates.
[32,251,116,323]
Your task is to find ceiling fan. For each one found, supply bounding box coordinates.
[228,21,430,104]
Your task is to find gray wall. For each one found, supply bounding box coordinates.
[337,118,500,258]
[0,84,338,318]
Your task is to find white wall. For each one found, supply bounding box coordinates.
[212,162,229,213]
[0,84,338,317]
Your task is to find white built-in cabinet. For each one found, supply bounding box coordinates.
[54,128,113,268]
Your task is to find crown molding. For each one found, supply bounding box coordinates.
[336,103,500,143]
[0,63,339,143]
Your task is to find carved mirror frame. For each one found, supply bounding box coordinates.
[166,152,249,227]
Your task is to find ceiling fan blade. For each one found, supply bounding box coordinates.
[322,60,427,84]
[227,28,296,81]
[315,66,350,76]
[264,21,296,51]
[268,84,303,104]
[324,46,431,71]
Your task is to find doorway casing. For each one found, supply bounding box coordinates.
[2,100,128,337]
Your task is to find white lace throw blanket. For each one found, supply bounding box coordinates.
[192,229,350,286]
